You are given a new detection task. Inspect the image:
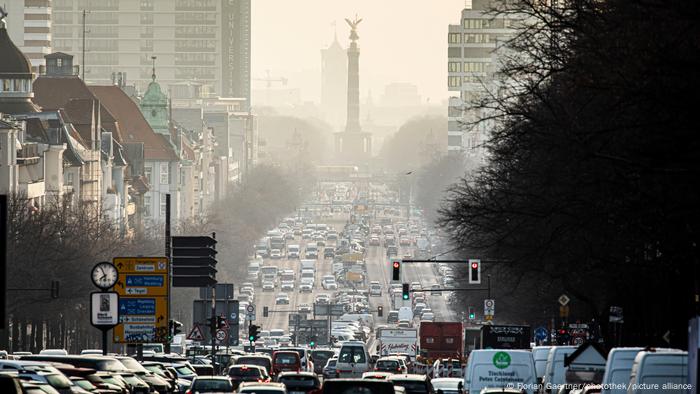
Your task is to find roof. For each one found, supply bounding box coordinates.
[89,85,179,162]
[33,76,95,111]
[0,23,33,78]
[0,100,40,114]
[44,52,73,59]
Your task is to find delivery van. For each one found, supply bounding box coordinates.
[532,346,552,382]
[627,351,688,394]
[464,349,537,394]
[542,346,576,393]
[600,347,644,394]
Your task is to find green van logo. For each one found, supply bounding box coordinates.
[492,351,511,369]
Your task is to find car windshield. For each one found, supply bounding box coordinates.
[279,375,318,387]
[311,350,334,364]
[44,373,72,389]
[237,357,270,369]
[274,353,298,364]
[339,346,366,363]
[73,379,97,390]
[175,365,196,375]
[118,358,148,372]
[393,381,429,394]
[376,360,399,369]
[229,367,261,377]
[192,379,233,390]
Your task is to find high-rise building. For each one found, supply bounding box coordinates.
[51,0,251,103]
[447,0,516,160]
[4,0,52,70]
[321,31,347,131]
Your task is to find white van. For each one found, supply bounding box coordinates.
[600,347,644,394]
[464,349,538,394]
[336,341,371,378]
[627,351,688,394]
[398,306,413,322]
[532,346,552,381]
[542,346,576,393]
[287,244,300,259]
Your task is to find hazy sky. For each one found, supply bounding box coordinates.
[251,0,467,105]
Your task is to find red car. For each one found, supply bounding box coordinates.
[271,350,301,376]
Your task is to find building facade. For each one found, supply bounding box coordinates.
[51,0,251,103]
[447,0,516,161]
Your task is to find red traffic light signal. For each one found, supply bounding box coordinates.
[468,259,481,284]
[392,259,401,281]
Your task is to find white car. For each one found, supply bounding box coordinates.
[275,293,290,304]
[262,281,274,292]
[322,279,338,290]
[369,282,382,297]
[270,249,282,259]
[281,281,294,291]
[421,312,435,321]
[298,303,312,313]
[299,282,313,293]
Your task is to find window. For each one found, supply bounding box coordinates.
[448,135,463,148]
[140,13,153,24]
[448,47,461,58]
[448,62,461,73]
[144,165,152,183]
[464,62,488,73]
[141,0,154,10]
[425,337,435,344]
[448,32,461,43]
[338,346,366,363]
[463,18,491,29]
[144,195,151,217]
[56,58,63,67]
[448,76,462,87]
[160,194,167,217]
[160,163,169,184]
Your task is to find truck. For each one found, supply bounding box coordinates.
[479,324,531,349]
[270,235,286,252]
[255,237,270,257]
[299,259,316,273]
[418,322,464,360]
[377,328,419,359]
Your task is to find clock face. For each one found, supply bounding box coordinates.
[91,262,118,290]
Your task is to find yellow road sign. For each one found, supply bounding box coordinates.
[113,257,168,274]
[559,305,570,318]
[113,296,169,343]
[113,257,169,344]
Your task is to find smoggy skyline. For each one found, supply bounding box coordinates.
[251,0,467,105]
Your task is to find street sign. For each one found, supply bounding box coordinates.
[172,236,217,288]
[90,292,119,328]
[484,299,495,316]
[113,257,169,344]
[535,326,549,341]
[215,329,228,343]
[246,313,256,321]
[609,306,624,323]
[246,304,255,313]
[558,294,570,306]
[187,324,205,341]
[559,305,570,317]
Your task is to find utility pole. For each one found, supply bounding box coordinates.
[164,194,171,353]
[81,10,86,80]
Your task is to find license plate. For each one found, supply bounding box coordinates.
[290,391,306,394]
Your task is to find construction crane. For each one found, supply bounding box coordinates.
[254,69,288,88]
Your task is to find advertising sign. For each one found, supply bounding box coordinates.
[90,292,119,327]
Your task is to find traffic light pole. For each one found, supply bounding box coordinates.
[210,285,217,374]
[164,194,171,354]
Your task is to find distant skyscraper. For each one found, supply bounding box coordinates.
[50,0,251,104]
[4,0,52,70]
[321,30,347,131]
[447,0,517,160]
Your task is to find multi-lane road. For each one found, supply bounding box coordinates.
[249,210,456,343]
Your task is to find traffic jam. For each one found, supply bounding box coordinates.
[0,183,692,394]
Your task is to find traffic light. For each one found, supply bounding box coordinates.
[391,259,401,281]
[263,306,269,318]
[309,335,317,348]
[557,329,570,345]
[402,283,410,300]
[248,324,261,342]
[377,306,384,317]
[468,307,475,320]
[468,259,481,284]
[170,320,183,336]
[217,316,226,329]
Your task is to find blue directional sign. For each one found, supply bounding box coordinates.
[535,326,549,341]
[119,298,156,315]
[126,275,165,287]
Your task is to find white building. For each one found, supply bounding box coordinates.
[447,0,517,161]
[321,32,347,131]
